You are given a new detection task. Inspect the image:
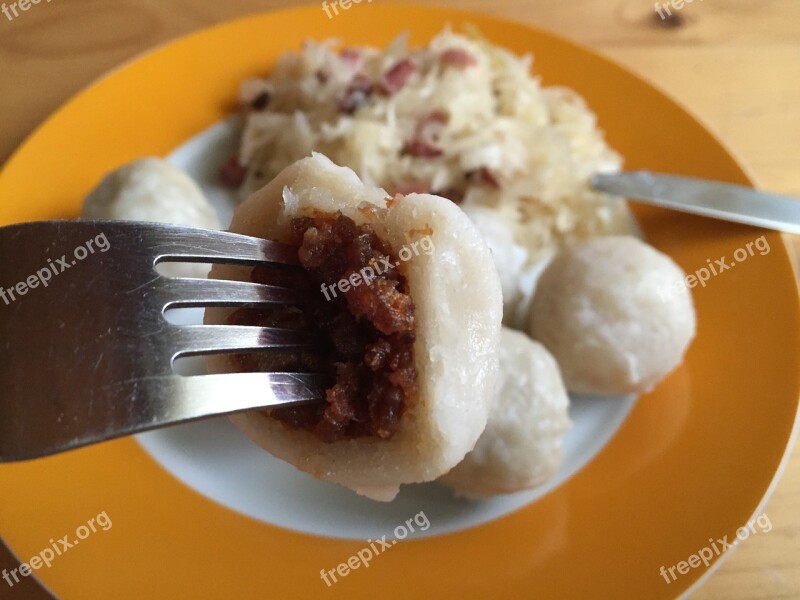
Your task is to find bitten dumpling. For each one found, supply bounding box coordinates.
[528,236,696,395]
[439,328,570,498]
[205,153,503,501]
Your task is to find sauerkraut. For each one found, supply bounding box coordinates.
[228,29,636,269]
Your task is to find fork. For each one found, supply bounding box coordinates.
[0,220,326,463]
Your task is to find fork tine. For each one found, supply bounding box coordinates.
[170,325,317,358]
[151,226,300,267]
[161,278,306,308]
[172,372,328,408]
[0,373,328,462]
[136,374,329,435]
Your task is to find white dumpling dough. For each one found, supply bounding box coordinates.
[439,328,570,498]
[528,236,696,395]
[205,153,503,502]
[82,157,221,278]
[460,205,548,330]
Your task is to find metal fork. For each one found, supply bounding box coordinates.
[0,220,326,463]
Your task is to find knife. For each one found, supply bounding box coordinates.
[591,171,800,235]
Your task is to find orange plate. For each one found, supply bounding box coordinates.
[0,4,798,599]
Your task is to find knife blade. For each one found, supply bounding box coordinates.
[591,171,800,235]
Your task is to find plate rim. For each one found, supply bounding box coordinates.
[0,4,798,599]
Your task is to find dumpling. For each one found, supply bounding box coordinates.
[528,236,696,395]
[205,153,503,501]
[440,328,570,498]
[460,205,548,329]
[82,157,220,278]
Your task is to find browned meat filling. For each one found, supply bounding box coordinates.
[227,212,417,442]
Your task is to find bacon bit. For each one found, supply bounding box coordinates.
[348,73,374,95]
[339,73,374,114]
[433,188,464,204]
[251,91,270,110]
[340,48,359,61]
[315,69,330,84]
[440,48,478,68]
[338,96,363,115]
[219,156,248,188]
[480,167,501,188]
[420,109,449,126]
[400,110,449,158]
[402,139,443,158]
[467,167,501,188]
[411,109,450,148]
[340,48,366,71]
[378,59,416,95]
[239,78,269,106]
[393,182,431,196]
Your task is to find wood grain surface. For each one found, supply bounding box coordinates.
[0,1,798,598]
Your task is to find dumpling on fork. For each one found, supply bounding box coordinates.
[205,153,503,501]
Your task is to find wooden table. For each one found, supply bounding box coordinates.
[1,1,798,597]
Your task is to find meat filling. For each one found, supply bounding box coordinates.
[227,212,417,442]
